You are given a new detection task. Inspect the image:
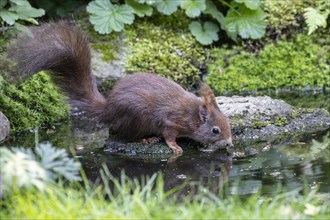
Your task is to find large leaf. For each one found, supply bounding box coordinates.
[226,4,266,39]
[126,0,153,17]
[180,0,206,18]
[189,21,219,45]
[9,5,45,19]
[304,7,329,35]
[203,0,225,29]
[87,0,134,34]
[234,0,260,10]
[0,9,18,25]
[155,0,180,15]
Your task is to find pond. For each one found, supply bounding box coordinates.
[2,92,330,197]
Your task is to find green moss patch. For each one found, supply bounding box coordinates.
[207,34,330,94]
[261,0,314,30]
[124,12,204,88]
[91,42,119,63]
[0,72,70,132]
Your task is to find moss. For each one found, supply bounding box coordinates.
[251,120,271,129]
[124,11,204,88]
[274,115,288,126]
[91,42,119,63]
[207,34,330,94]
[261,0,316,31]
[0,72,70,132]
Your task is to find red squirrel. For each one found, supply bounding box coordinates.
[11,20,233,155]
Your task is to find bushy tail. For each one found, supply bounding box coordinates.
[10,20,105,114]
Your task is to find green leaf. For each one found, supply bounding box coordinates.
[9,5,45,19]
[234,0,260,10]
[180,0,206,18]
[0,0,7,8]
[10,0,31,7]
[304,8,329,35]
[87,0,135,34]
[155,0,180,15]
[203,0,225,29]
[36,143,81,182]
[126,0,153,17]
[226,4,266,39]
[0,9,18,25]
[136,0,158,4]
[189,21,219,45]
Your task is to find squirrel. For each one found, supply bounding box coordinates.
[10,20,233,155]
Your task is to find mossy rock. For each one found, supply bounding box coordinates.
[0,72,70,132]
[206,34,330,94]
[218,96,330,148]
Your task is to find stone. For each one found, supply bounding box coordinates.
[91,41,128,81]
[0,111,10,143]
[217,96,330,148]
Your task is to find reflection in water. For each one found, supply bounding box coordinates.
[79,148,233,198]
[78,131,329,197]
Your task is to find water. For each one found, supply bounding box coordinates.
[1,93,330,196]
[77,130,329,197]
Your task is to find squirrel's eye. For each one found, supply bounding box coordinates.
[212,126,220,135]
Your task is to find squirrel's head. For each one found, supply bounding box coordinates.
[193,83,233,149]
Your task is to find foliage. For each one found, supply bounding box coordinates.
[262,0,329,35]
[0,142,81,194]
[226,2,266,39]
[261,0,311,31]
[87,0,135,34]
[92,42,119,62]
[124,13,204,88]
[304,0,330,35]
[1,168,329,219]
[0,71,70,132]
[189,21,219,45]
[206,34,330,94]
[86,0,267,45]
[0,0,44,27]
[29,0,87,17]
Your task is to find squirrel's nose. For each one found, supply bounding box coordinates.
[225,138,233,147]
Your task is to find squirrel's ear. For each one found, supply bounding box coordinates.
[200,82,218,109]
[199,105,208,123]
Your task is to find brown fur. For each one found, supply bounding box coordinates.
[10,20,233,155]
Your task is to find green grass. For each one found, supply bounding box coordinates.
[1,170,329,219]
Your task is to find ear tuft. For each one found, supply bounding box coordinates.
[199,82,218,108]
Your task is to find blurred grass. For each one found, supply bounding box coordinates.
[1,169,329,220]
